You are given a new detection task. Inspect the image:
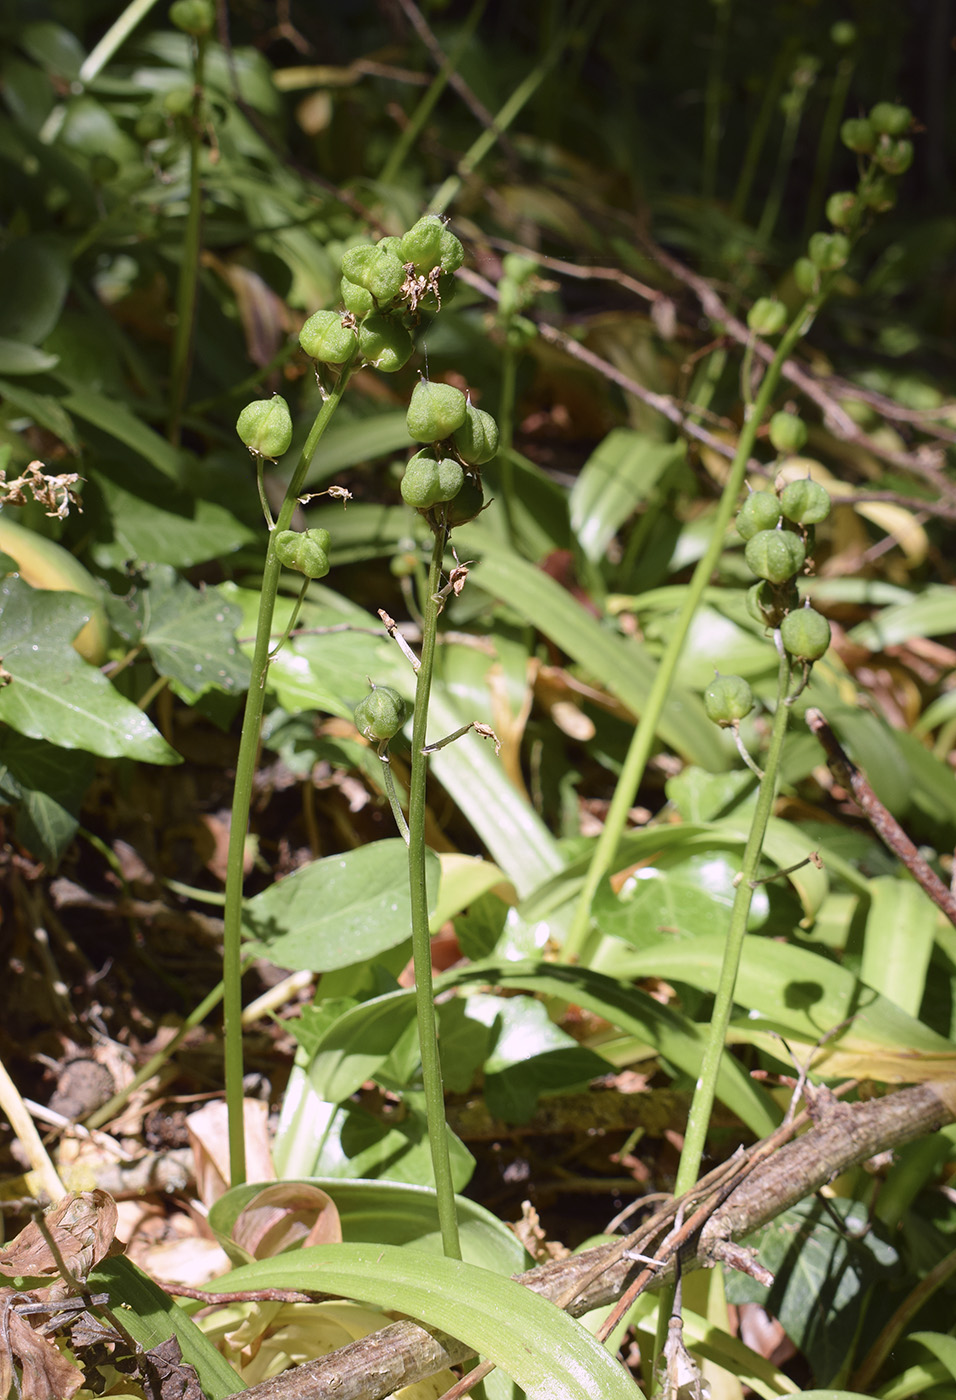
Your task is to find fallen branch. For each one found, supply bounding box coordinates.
[224,1078,956,1400]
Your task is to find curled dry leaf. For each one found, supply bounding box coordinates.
[0,1299,85,1400]
[230,1183,342,1260]
[0,1191,118,1282]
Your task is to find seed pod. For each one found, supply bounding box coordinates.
[780,604,831,661]
[768,412,808,454]
[358,314,414,373]
[869,102,913,136]
[354,685,408,742]
[299,309,356,365]
[744,528,806,583]
[236,395,293,460]
[703,674,754,728]
[779,478,831,525]
[399,216,445,275]
[453,404,499,465]
[406,379,468,443]
[793,257,819,296]
[169,0,214,35]
[273,527,331,579]
[840,117,875,153]
[825,191,860,231]
[874,137,913,176]
[443,472,485,527]
[401,450,465,510]
[859,175,897,212]
[747,298,787,336]
[736,490,781,541]
[830,20,856,45]
[746,579,799,629]
[808,232,850,272]
[340,276,374,320]
[341,244,405,304]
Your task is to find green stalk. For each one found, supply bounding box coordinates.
[803,54,856,240]
[563,303,813,964]
[673,650,791,1195]
[701,0,732,200]
[222,356,356,1188]
[408,520,461,1260]
[730,41,794,223]
[168,31,208,446]
[756,60,815,247]
[379,0,485,188]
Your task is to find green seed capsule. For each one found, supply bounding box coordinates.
[869,102,913,136]
[406,379,468,443]
[169,0,214,35]
[875,136,913,176]
[236,395,293,460]
[840,117,875,153]
[793,257,819,295]
[358,314,413,373]
[704,674,754,728]
[401,450,464,510]
[443,471,485,527]
[453,404,499,465]
[340,276,375,320]
[808,232,850,272]
[744,528,806,583]
[779,478,831,525]
[746,579,799,629]
[273,527,331,579]
[780,605,831,661]
[747,298,787,336]
[825,191,860,231]
[354,685,408,742]
[859,175,897,212]
[736,490,781,540]
[340,244,405,304]
[299,309,356,364]
[399,216,445,275]
[768,412,808,454]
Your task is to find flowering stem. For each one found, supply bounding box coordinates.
[222,356,356,1188]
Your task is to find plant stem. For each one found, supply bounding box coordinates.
[803,53,856,240]
[168,31,207,446]
[563,303,813,963]
[408,520,461,1260]
[673,649,792,1196]
[701,0,732,200]
[222,357,356,1188]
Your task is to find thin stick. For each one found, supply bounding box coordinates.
[806,707,956,927]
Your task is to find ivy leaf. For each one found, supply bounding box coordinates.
[0,577,178,763]
[108,566,250,697]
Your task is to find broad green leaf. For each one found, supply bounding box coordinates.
[313,1096,475,1190]
[90,471,255,569]
[458,536,724,769]
[0,577,179,763]
[107,565,250,696]
[306,989,417,1101]
[910,1333,956,1383]
[0,337,59,374]
[849,587,956,650]
[0,377,78,449]
[90,1256,244,1398]
[592,847,757,948]
[570,429,684,562]
[0,236,70,345]
[298,408,411,486]
[210,1178,529,1276]
[242,839,440,973]
[723,1198,898,1386]
[620,934,956,1080]
[861,877,937,1018]
[446,960,779,1137]
[432,853,513,931]
[202,1243,641,1400]
[0,730,93,865]
[62,392,185,480]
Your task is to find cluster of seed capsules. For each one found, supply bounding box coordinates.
[704,476,832,731]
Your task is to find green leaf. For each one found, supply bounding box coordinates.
[0,577,179,763]
[298,408,411,486]
[0,730,93,864]
[456,530,724,768]
[849,587,956,650]
[0,338,59,374]
[242,839,440,973]
[723,1198,898,1386]
[307,989,417,1101]
[0,236,70,345]
[0,377,79,449]
[107,566,250,696]
[314,1095,475,1190]
[861,877,938,1019]
[90,470,255,569]
[446,960,779,1137]
[910,1333,956,1383]
[202,1243,642,1400]
[570,429,685,563]
[210,1177,530,1275]
[62,393,186,481]
[89,1256,245,1399]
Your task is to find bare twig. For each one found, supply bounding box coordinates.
[806,707,956,927]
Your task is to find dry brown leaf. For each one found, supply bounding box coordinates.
[0,1191,118,1282]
